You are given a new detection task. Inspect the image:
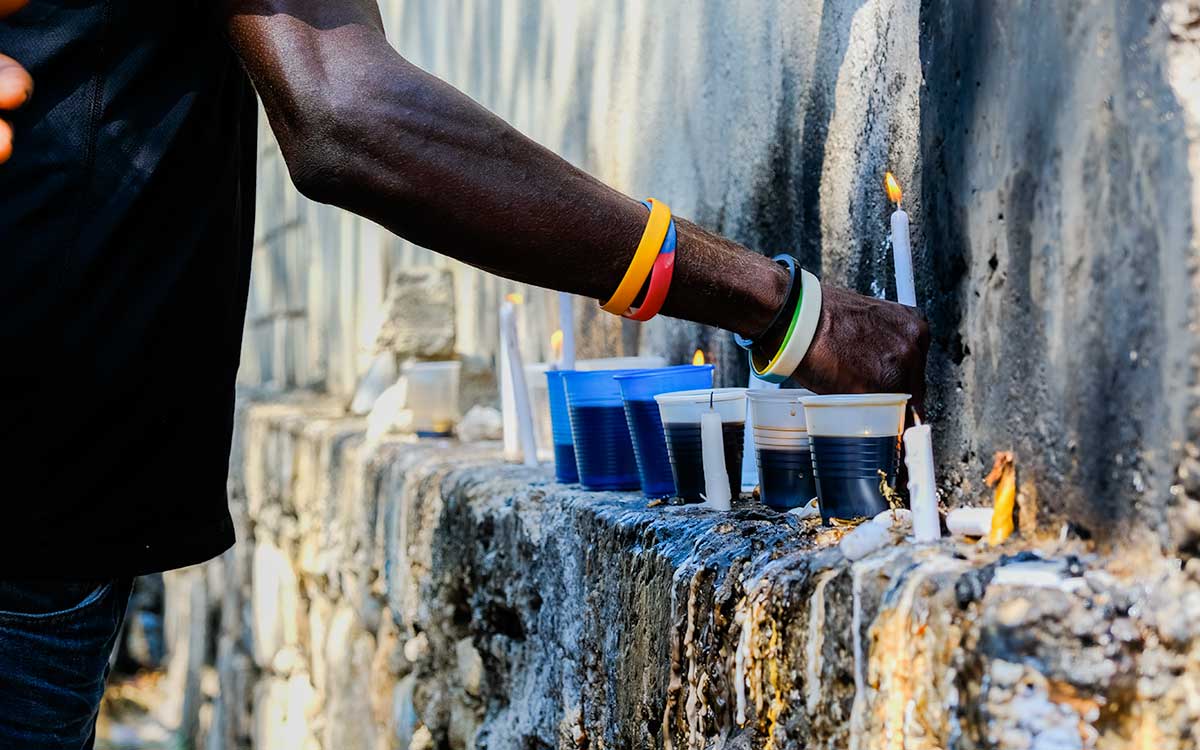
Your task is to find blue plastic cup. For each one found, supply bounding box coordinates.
[545,370,578,483]
[562,369,646,491]
[615,365,715,497]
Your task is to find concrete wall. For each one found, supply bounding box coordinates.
[238,0,1200,546]
[172,392,1200,750]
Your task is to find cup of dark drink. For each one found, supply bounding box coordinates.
[747,388,817,510]
[653,388,747,503]
[800,393,910,524]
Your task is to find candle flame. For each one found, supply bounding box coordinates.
[884,172,903,205]
[505,292,525,304]
[550,330,564,359]
[692,349,706,366]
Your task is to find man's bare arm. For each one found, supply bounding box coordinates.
[224,0,928,401]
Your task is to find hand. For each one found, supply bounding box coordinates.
[0,0,32,165]
[794,284,931,414]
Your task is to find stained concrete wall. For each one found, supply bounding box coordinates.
[239,0,1200,546]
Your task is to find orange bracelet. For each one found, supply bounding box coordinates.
[601,198,671,315]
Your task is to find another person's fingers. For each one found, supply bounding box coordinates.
[0,53,32,110]
[0,118,12,164]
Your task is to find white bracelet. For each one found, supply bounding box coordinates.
[751,269,823,384]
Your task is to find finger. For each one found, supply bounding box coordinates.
[0,54,32,110]
[0,0,29,18]
[0,118,12,164]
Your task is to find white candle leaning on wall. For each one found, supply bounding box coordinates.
[700,397,732,511]
[500,302,540,467]
[499,304,519,461]
[885,172,917,307]
[557,292,576,370]
[903,422,941,542]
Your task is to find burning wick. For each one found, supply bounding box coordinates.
[884,172,917,307]
[692,349,706,367]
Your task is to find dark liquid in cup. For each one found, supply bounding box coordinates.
[809,435,900,523]
[756,448,817,510]
[553,443,578,484]
[663,422,745,502]
[623,400,676,497]
[568,404,640,490]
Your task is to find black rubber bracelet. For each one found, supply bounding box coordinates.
[733,254,801,351]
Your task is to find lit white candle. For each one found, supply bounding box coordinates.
[500,299,539,467]
[886,172,917,307]
[701,396,732,511]
[557,292,576,370]
[903,422,940,542]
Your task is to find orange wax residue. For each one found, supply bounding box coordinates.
[692,349,706,366]
[885,171,903,205]
[986,451,1016,546]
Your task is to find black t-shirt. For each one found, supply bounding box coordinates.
[0,3,257,576]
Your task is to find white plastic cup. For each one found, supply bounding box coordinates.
[654,387,748,424]
[747,388,815,446]
[800,393,911,523]
[747,389,817,510]
[653,388,747,502]
[404,360,462,436]
[799,393,910,437]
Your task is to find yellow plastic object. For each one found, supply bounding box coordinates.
[600,198,671,315]
[986,451,1016,546]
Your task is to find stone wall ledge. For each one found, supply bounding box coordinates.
[205,394,1200,750]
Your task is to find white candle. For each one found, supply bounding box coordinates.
[891,206,916,307]
[701,400,732,511]
[500,302,539,467]
[903,424,940,542]
[557,292,576,370]
[499,307,519,461]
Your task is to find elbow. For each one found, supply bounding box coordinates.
[267,76,380,207]
[278,97,358,206]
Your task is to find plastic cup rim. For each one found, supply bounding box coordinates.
[613,364,714,381]
[654,387,748,405]
[800,393,912,408]
[747,388,815,402]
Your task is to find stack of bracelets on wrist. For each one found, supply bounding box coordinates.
[735,254,823,384]
[600,198,677,322]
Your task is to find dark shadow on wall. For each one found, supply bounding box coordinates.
[919,0,1190,546]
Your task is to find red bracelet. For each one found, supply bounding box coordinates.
[623,243,676,321]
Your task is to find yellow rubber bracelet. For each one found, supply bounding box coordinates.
[600,198,672,315]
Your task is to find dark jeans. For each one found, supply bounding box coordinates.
[0,579,133,750]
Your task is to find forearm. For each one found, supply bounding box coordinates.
[226,1,787,338]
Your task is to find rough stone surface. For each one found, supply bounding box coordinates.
[172,396,1200,749]
[374,268,457,360]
